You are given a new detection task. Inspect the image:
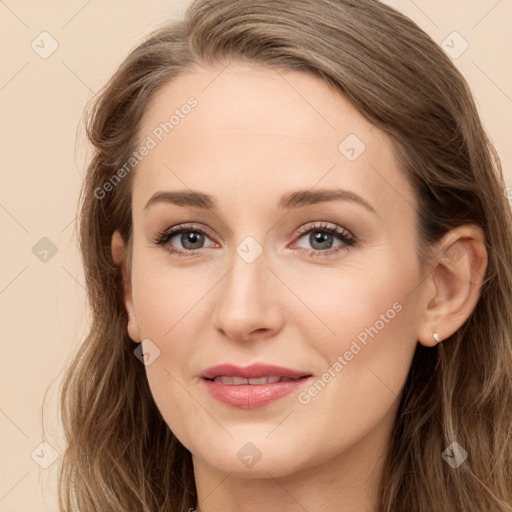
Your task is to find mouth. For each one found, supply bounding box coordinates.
[205,375,310,385]
[199,363,313,409]
[199,363,312,380]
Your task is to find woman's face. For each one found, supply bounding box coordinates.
[117,63,431,478]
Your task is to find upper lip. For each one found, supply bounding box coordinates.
[200,363,312,380]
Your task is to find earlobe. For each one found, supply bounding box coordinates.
[111,230,142,343]
[417,225,488,347]
[111,230,126,266]
[127,311,142,343]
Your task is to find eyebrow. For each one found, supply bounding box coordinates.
[143,187,377,215]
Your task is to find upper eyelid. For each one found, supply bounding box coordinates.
[295,221,352,236]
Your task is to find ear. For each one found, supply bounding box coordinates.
[417,224,488,347]
[111,230,142,343]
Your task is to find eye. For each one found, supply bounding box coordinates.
[153,224,216,257]
[153,221,356,258]
[292,222,356,257]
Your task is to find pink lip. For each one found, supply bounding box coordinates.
[199,363,313,410]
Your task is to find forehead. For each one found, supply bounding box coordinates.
[132,63,416,222]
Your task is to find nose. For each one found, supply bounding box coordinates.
[212,247,285,343]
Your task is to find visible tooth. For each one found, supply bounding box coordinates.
[213,376,248,384]
[212,375,299,385]
[213,376,233,384]
[248,377,268,385]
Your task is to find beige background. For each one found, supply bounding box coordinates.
[1,0,510,510]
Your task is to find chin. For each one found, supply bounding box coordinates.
[201,454,305,479]
[190,437,313,479]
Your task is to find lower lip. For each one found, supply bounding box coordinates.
[202,377,311,409]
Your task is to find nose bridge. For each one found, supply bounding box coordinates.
[213,237,283,340]
[221,241,269,314]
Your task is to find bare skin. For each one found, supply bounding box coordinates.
[111,63,487,511]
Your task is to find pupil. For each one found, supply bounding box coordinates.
[311,231,332,250]
[182,231,203,249]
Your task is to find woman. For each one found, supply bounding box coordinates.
[58,0,512,510]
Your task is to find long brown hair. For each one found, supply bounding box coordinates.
[58,0,512,510]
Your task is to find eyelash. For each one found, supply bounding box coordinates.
[153,222,356,258]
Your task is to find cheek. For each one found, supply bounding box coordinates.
[131,256,213,339]
[287,268,420,458]
[130,261,217,447]
[289,253,421,405]
[281,252,420,353]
